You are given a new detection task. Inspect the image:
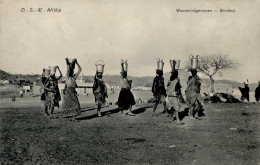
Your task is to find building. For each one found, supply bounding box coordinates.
[132,86,152,91]
[75,82,93,95]
[110,85,120,89]
[23,85,32,92]
[0,79,10,84]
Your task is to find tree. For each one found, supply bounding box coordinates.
[197,55,238,93]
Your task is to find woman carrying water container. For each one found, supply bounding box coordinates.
[117,59,136,116]
[59,58,82,120]
[92,60,108,117]
[44,66,62,118]
[185,55,205,119]
[166,60,183,123]
[151,59,167,116]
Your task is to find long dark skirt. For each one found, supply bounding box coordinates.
[40,86,46,101]
[117,88,136,110]
[59,88,81,117]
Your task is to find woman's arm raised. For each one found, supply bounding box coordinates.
[74,59,82,80]
[56,66,63,80]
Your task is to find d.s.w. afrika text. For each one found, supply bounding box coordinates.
[21,8,61,13]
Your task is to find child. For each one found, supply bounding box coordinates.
[93,72,108,117]
[44,78,59,118]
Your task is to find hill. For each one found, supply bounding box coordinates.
[0,70,40,83]
[0,70,257,90]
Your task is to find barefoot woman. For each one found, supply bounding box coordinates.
[60,58,82,119]
[93,71,108,117]
[152,59,167,116]
[117,60,136,116]
[166,68,182,123]
[185,56,205,119]
[44,66,62,118]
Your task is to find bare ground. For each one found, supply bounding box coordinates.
[0,97,260,165]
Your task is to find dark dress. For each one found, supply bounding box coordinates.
[117,76,136,110]
[93,76,107,105]
[255,85,260,102]
[239,85,250,102]
[152,76,166,103]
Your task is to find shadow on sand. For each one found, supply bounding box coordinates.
[179,108,190,121]
[167,108,190,121]
[76,105,152,121]
[76,108,120,120]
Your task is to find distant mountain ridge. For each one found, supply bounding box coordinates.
[0,70,257,89]
[0,70,40,82]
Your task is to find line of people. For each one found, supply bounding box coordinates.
[40,56,205,122]
[41,58,82,120]
[151,58,204,124]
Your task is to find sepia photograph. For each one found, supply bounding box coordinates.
[0,0,260,164]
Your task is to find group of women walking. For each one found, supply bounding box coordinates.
[41,58,83,120]
[152,57,204,124]
[40,56,205,123]
[40,58,137,120]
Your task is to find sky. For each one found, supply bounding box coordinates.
[0,0,260,83]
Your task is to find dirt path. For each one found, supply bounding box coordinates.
[0,99,259,164]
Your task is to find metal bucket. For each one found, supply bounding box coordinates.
[95,60,105,73]
[169,60,173,69]
[49,66,57,74]
[121,59,128,72]
[190,55,199,69]
[157,58,164,70]
[169,60,181,70]
[67,58,76,69]
[43,69,50,77]
[68,58,76,64]
[175,60,181,69]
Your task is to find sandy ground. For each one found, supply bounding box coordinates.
[0,96,260,165]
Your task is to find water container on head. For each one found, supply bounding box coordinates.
[169,60,181,70]
[67,58,76,69]
[43,68,50,77]
[121,59,128,72]
[175,60,181,69]
[95,60,105,73]
[68,58,76,64]
[157,58,164,71]
[190,55,199,69]
[49,66,57,75]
